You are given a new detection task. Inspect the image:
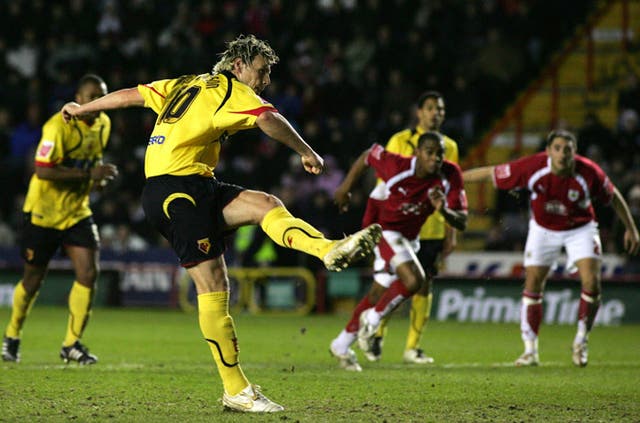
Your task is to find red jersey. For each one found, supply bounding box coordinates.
[492,152,614,231]
[366,144,467,239]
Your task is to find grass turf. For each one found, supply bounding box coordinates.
[1,306,638,422]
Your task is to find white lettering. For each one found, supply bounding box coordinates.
[121,268,172,292]
[435,287,627,325]
[437,289,464,320]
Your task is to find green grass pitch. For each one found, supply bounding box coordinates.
[1,306,638,422]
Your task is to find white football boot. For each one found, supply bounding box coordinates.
[572,341,588,367]
[329,345,362,372]
[222,384,284,413]
[323,224,382,271]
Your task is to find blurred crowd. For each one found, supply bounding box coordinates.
[2,0,637,271]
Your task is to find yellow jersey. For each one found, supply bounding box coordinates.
[138,72,277,178]
[23,111,111,230]
[385,127,459,240]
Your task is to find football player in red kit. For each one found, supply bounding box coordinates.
[463,129,639,367]
[329,131,468,371]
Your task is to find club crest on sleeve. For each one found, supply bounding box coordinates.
[197,238,211,254]
[495,164,511,179]
[37,140,55,159]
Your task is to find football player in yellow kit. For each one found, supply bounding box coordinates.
[2,74,118,365]
[60,35,381,413]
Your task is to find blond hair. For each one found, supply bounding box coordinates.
[212,34,279,73]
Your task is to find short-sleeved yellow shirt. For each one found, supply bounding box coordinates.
[23,112,111,230]
[138,72,277,178]
[385,127,459,240]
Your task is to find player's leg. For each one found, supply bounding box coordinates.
[359,236,425,354]
[402,239,442,364]
[402,278,434,364]
[223,190,381,271]
[156,179,283,412]
[515,266,549,366]
[188,257,283,412]
[61,244,99,364]
[516,220,558,366]
[566,222,604,367]
[3,216,57,362]
[2,262,47,362]
[572,258,601,367]
[330,281,385,369]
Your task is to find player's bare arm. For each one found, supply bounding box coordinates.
[428,186,467,231]
[255,110,324,175]
[462,166,495,183]
[442,225,457,257]
[61,88,145,123]
[334,149,370,213]
[611,186,640,255]
[35,163,119,182]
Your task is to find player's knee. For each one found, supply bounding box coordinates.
[264,193,284,209]
[402,273,424,293]
[76,265,99,285]
[581,274,601,293]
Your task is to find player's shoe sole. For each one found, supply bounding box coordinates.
[323,224,382,272]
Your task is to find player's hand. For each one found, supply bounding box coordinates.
[301,152,324,175]
[61,102,82,123]
[624,228,640,255]
[90,164,119,182]
[334,185,352,213]
[428,186,446,211]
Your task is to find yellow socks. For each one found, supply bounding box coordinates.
[260,206,334,259]
[5,281,38,338]
[63,282,94,347]
[405,293,433,351]
[198,292,249,396]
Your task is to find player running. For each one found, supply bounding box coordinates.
[329,132,467,371]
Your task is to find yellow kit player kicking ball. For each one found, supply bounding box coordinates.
[2,74,118,365]
[61,35,380,413]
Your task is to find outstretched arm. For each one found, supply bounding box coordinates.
[334,149,370,213]
[462,166,495,184]
[61,88,144,122]
[611,186,640,255]
[256,111,324,175]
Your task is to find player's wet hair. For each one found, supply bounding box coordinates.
[77,74,107,92]
[417,90,443,108]
[417,131,445,150]
[545,129,577,147]
[212,34,279,73]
